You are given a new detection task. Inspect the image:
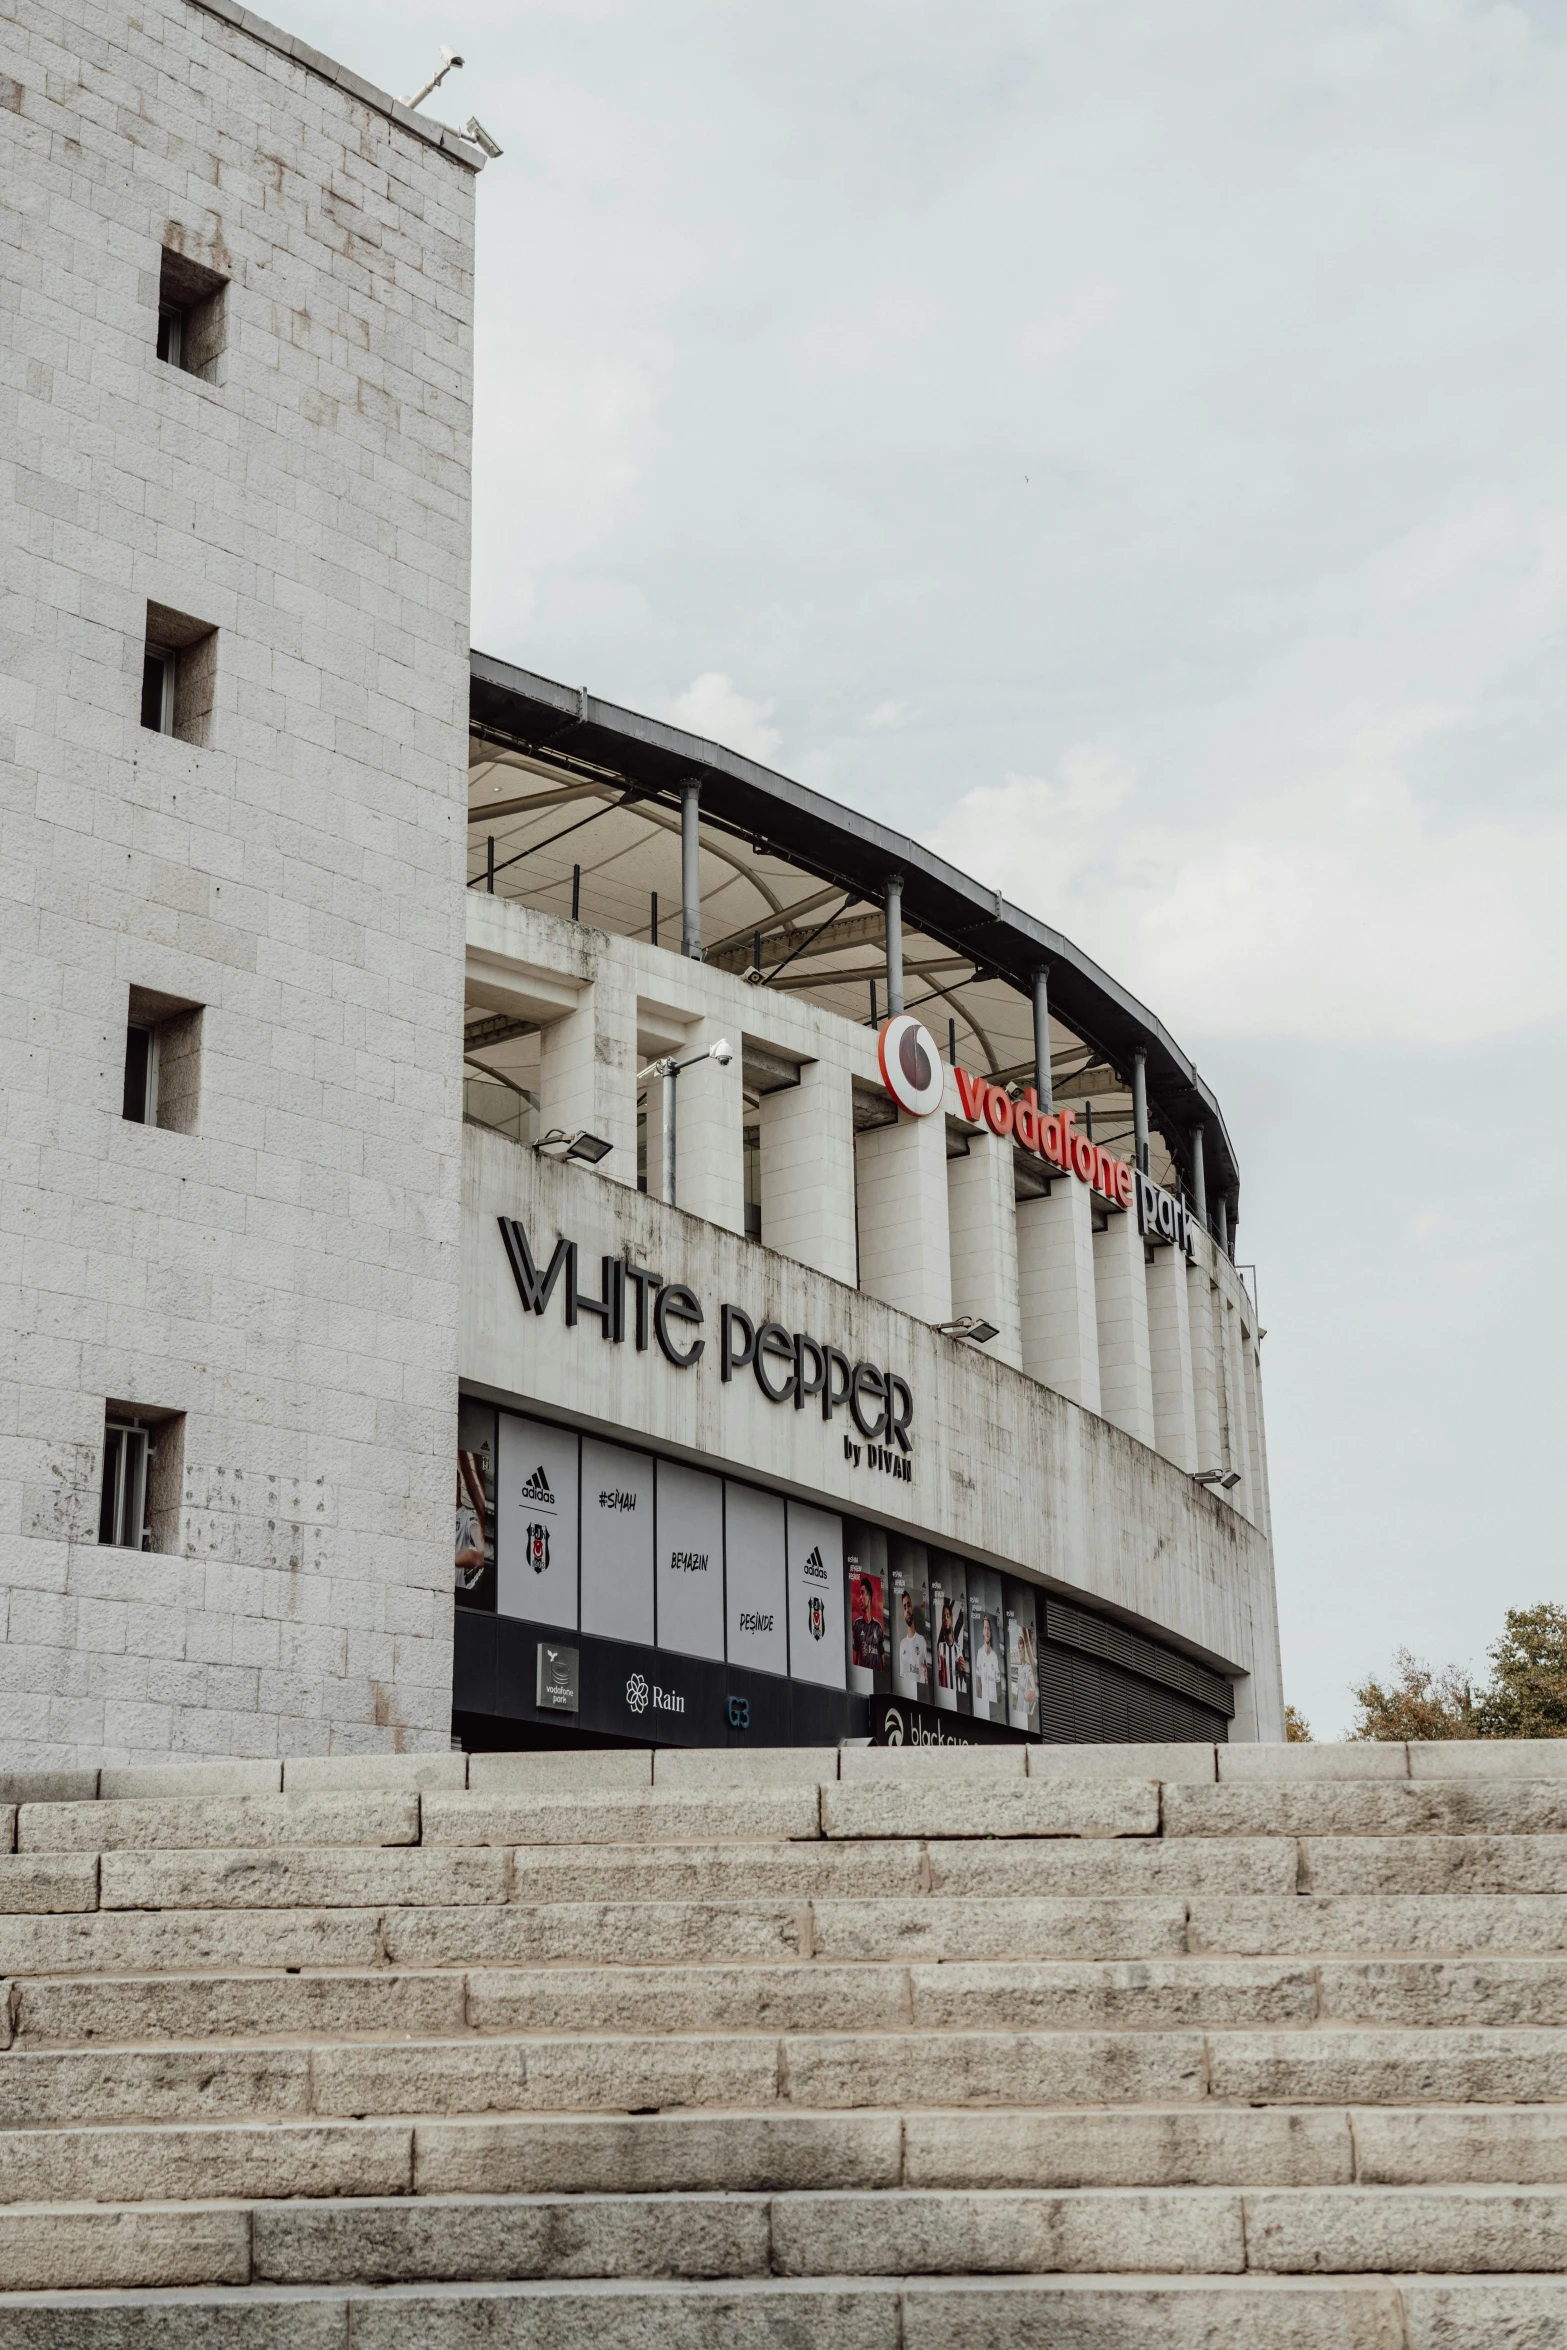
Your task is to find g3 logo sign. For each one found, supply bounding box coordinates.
[726,1695,750,1731]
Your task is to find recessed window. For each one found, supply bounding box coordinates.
[98,1408,185,1551]
[122,987,202,1132]
[140,603,216,745]
[156,246,227,380]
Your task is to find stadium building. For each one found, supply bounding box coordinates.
[1,0,1283,1764]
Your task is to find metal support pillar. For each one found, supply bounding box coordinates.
[680,781,702,959]
[885,874,905,1016]
[662,1067,678,1204]
[1131,1049,1149,1174]
[1032,966,1052,1109]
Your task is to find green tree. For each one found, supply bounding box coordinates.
[1348,1650,1478,1741]
[1475,1605,1567,1738]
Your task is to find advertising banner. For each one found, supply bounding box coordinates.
[786,1503,846,1691]
[724,1480,789,1678]
[846,1521,890,1696]
[655,1459,725,1663]
[455,1397,495,1610]
[1004,1579,1041,1735]
[930,1553,970,1714]
[968,1564,1006,1722]
[889,1539,932,1702]
[580,1436,655,1645]
[496,1414,579,1629]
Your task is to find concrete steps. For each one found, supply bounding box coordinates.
[0,1739,1565,2340]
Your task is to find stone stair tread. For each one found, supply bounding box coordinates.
[7,1741,1567,2313]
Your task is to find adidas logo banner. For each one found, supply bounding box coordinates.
[520,1465,555,1506]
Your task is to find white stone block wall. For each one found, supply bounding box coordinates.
[0,0,478,1762]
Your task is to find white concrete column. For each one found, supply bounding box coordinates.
[1146,1240,1198,1471]
[536,963,637,1187]
[639,1065,669,1204]
[1093,1205,1156,1446]
[855,1112,951,1324]
[673,1017,745,1236]
[1243,1332,1274,1544]
[1226,1296,1257,1526]
[758,1059,857,1287]
[1188,1252,1223,1474]
[1016,1179,1101,1413]
[946,1132,1022,1370]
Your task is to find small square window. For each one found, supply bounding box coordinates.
[99,1419,151,1548]
[98,1407,185,1552]
[140,603,216,745]
[122,987,203,1131]
[156,246,227,380]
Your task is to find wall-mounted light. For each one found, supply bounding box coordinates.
[938,1315,999,1346]
[1193,1468,1242,1491]
[535,1128,613,1165]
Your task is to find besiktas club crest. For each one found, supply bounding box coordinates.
[525,1522,550,1573]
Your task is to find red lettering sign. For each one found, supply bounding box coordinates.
[952,1065,1132,1209]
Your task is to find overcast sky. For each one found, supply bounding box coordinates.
[297,0,1567,1735]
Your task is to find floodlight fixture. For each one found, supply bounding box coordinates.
[1193,1468,1242,1491]
[535,1128,613,1165]
[938,1315,999,1346]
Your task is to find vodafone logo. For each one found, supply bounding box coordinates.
[877,1016,944,1117]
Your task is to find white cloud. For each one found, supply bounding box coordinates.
[662,673,782,764]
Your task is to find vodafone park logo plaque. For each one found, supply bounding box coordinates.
[876,1015,944,1116]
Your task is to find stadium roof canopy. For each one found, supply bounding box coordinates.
[468,651,1240,1220]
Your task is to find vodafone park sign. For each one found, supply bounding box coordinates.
[880,1019,1195,1257]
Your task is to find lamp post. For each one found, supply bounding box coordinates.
[636,1038,733,1207]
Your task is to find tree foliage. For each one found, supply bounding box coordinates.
[1283,1704,1312,1743]
[1348,1606,1567,1741]
[1349,1652,1478,1741]
[1476,1605,1567,1739]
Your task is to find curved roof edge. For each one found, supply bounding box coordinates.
[469,651,1241,1214]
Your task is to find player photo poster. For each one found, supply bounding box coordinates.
[1005,1578,1042,1735]
[889,1540,931,1702]
[455,1396,496,1611]
[968,1564,1006,1722]
[846,1520,890,1695]
[930,1553,970,1713]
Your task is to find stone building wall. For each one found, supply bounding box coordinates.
[0,0,480,1760]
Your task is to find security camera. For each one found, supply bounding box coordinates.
[404,50,465,109]
[465,116,504,159]
[710,1039,733,1067]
